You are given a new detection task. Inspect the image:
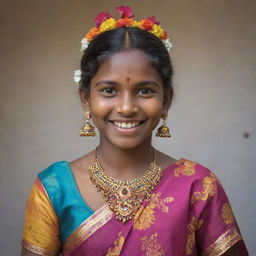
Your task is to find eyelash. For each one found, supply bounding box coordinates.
[100,87,155,96]
[101,88,116,95]
[137,88,154,95]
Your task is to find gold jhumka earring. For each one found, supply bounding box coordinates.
[155,113,171,138]
[80,111,96,137]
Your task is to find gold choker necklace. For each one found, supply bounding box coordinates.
[88,148,162,223]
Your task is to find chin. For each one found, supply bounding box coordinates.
[108,135,152,150]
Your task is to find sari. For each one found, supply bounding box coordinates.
[22,159,249,256]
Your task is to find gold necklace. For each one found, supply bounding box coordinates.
[88,148,162,223]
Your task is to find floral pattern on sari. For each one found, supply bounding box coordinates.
[133,192,174,230]
[221,203,235,225]
[141,233,164,256]
[173,159,197,177]
[106,232,125,256]
[191,172,220,204]
[133,206,156,230]
[186,217,204,255]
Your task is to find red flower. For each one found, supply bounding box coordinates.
[116,17,134,28]
[116,6,134,18]
[95,12,112,27]
[147,16,160,25]
[162,31,168,40]
[140,19,154,30]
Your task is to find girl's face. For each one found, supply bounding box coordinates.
[81,49,170,150]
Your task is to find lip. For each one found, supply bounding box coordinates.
[109,120,146,135]
[109,119,144,123]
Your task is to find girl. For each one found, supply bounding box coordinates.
[21,6,248,256]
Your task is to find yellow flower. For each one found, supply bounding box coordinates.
[132,20,140,28]
[100,18,117,33]
[150,24,164,39]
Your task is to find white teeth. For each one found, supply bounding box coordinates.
[113,121,140,129]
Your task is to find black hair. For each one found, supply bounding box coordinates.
[79,27,173,102]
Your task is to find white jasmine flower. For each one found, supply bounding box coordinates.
[74,69,82,84]
[80,38,89,51]
[163,39,173,52]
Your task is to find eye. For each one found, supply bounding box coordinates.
[100,87,116,96]
[137,88,154,95]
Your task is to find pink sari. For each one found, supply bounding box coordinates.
[62,159,248,256]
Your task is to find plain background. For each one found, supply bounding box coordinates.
[0,0,255,255]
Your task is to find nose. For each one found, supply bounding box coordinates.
[116,92,138,116]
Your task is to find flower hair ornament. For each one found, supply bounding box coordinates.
[74,6,173,84]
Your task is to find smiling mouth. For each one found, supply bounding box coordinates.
[110,121,145,129]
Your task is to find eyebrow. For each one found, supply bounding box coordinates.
[95,80,160,87]
[95,80,117,87]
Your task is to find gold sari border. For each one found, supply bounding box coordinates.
[63,204,113,254]
[22,239,57,256]
[202,227,242,256]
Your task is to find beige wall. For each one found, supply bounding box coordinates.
[1,0,255,254]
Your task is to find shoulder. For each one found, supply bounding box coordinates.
[173,158,213,178]
[36,161,74,210]
[37,161,71,186]
[163,158,223,193]
[156,150,218,182]
[175,158,223,189]
[37,149,94,182]
[171,159,228,204]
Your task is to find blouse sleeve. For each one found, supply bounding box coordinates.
[22,178,61,256]
[191,171,248,256]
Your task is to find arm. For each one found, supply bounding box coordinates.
[21,247,61,256]
[191,170,248,255]
[222,243,239,256]
[21,178,61,256]
[21,247,40,256]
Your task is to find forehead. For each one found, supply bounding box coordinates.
[91,49,162,84]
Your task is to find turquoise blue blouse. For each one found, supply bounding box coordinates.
[38,161,94,243]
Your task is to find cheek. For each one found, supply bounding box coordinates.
[89,94,112,122]
[140,98,163,119]
[142,92,164,111]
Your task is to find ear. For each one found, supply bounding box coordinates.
[79,89,90,111]
[162,89,173,113]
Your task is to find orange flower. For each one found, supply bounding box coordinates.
[85,27,100,41]
[139,19,154,30]
[116,17,134,28]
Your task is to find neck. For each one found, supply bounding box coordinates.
[95,137,155,179]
